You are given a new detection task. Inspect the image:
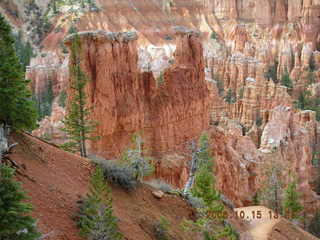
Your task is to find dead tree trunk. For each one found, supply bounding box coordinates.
[183,141,198,196]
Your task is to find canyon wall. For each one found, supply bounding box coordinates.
[64,28,212,159]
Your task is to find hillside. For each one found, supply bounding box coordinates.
[7,133,318,239]
[9,133,200,240]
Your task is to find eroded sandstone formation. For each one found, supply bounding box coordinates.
[64,28,212,160]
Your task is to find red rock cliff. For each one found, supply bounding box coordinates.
[64,28,212,159]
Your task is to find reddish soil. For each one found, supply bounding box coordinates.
[9,133,199,240]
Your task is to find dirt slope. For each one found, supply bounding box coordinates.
[9,133,199,240]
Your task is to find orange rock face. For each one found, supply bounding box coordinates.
[64,28,212,159]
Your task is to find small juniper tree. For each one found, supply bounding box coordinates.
[61,30,99,157]
[283,180,303,220]
[0,165,40,240]
[0,13,37,135]
[78,166,122,240]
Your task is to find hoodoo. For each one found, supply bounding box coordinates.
[64,28,212,159]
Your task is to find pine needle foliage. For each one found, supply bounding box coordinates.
[183,133,238,240]
[0,14,37,132]
[77,166,122,240]
[191,134,222,211]
[283,180,303,220]
[0,165,40,240]
[280,69,293,92]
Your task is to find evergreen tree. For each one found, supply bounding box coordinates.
[0,14,37,134]
[192,134,223,212]
[224,89,236,104]
[183,134,237,240]
[261,163,283,213]
[13,31,34,71]
[0,165,40,240]
[77,166,122,240]
[283,180,303,220]
[281,69,293,90]
[37,80,54,120]
[61,30,98,157]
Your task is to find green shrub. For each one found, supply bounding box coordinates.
[100,162,138,191]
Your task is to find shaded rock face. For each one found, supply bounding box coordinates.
[64,30,212,159]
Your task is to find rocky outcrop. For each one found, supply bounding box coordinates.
[64,28,212,160]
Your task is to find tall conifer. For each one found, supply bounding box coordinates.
[61,30,98,157]
[0,14,37,134]
[0,165,40,239]
[78,166,122,240]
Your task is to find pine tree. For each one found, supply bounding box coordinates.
[260,162,283,213]
[183,134,238,240]
[192,134,223,212]
[281,69,293,91]
[78,166,122,240]
[283,180,303,220]
[0,165,40,239]
[224,89,236,104]
[0,14,37,134]
[61,30,98,157]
